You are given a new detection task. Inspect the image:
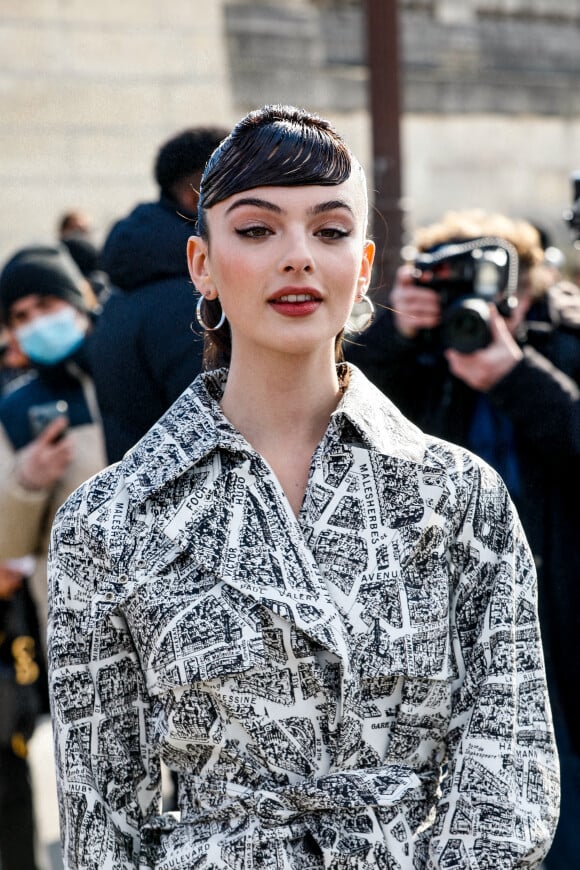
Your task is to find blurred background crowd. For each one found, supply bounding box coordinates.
[1,1,579,868]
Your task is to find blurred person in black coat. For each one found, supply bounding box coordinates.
[0,335,38,870]
[346,209,580,869]
[92,127,228,462]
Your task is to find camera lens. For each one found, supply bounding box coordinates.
[441,298,491,353]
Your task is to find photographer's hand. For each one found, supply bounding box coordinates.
[391,265,442,338]
[445,305,523,392]
[0,563,25,600]
[18,416,74,491]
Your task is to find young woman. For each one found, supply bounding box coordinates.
[48,106,559,869]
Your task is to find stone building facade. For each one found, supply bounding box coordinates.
[0,1,233,262]
[1,0,579,265]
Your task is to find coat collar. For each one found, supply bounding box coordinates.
[120,366,437,668]
[122,365,428,506]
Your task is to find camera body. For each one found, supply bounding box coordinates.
[563,171,580,245]
[413,237,519,353]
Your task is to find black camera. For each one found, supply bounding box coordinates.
[413,236,519,353]
[563,171,580,245]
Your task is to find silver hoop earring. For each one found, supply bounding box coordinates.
[196,295,226,331]
[346,295,375,334]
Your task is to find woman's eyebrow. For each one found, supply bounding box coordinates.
[224,196,355,217]
[225,197,283,215]
[309,199,354,217]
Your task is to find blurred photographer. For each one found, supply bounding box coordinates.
[347,209,580,867]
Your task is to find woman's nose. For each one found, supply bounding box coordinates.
[280,232,314,273]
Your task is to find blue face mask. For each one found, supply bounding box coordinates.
[15,307,86,365]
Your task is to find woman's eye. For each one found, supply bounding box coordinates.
[316,227,350,240]
[235,226,272,239]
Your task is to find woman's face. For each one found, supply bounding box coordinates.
[188,175,375,364]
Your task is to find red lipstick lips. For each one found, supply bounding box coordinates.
[268,287,322,317]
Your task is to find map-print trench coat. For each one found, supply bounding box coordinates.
[47,365,559,869]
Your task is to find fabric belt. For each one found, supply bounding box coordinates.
[144,764,428,832]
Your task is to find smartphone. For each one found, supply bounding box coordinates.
[28,400,69,440]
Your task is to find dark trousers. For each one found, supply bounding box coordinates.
[0,746,38,870]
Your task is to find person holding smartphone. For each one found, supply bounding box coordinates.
[0,244,105,870]
[0,245,107,652]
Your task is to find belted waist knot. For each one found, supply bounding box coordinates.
[143,764,431,836]
[249,765,426,825]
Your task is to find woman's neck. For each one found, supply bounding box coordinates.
[220,349,344,516]
[220,349,343,457]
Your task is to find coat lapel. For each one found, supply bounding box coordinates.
[159,455,352,665]
[119,365,450,676]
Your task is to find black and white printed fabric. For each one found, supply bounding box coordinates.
[47,365,559,869]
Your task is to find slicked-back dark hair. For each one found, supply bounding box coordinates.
[196,105,354,369]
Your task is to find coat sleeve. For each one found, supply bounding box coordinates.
[0,422,50,559]
[428,462,560,867]
[489,345,580,458]
[48,483,161,870]
[345,310,444,420]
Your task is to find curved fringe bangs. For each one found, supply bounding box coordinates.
[200,117,352,213]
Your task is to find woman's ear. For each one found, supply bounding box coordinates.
[187,236,217,299]
[357,240,376,299]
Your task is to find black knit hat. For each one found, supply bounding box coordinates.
[0,245,89,322]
